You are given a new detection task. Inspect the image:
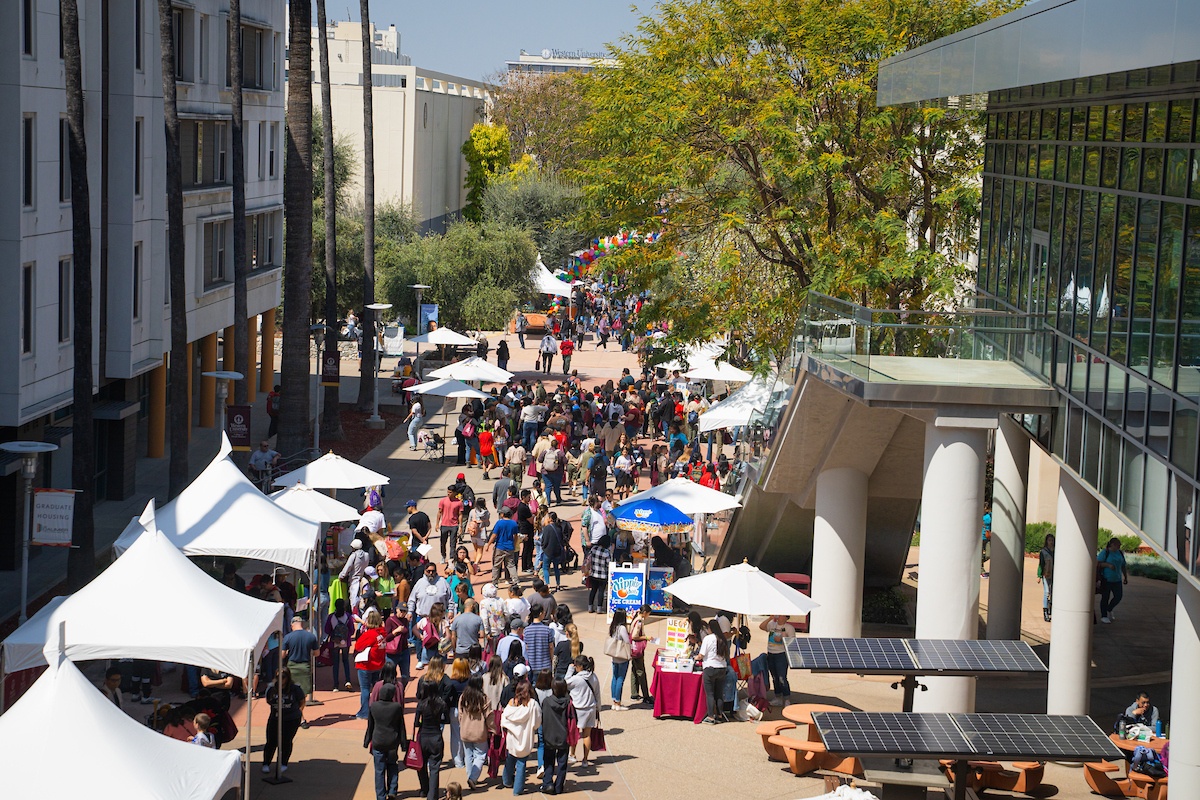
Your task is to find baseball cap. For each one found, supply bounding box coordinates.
[406,500,417,508]
[457,472,466,481]
[511,619,526,629]
[365,566,378,579]
[513,664,530,678]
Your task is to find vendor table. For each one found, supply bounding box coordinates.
[650,649,706,724]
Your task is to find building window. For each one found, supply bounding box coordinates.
[240,26,269,90]
[59,118,71,203]
[172,9,193,82]
[21,264,34,355]
[58,259,71,343]
[205,221,228,286]
[268,122,278,178]
[180,119,230,189]
[134,0,142,70]
[23,0,34,56]
[198,15,207,82]
[258,121,266,179]
[22,115,34,208]
[132,242,142,319]
[249,212,277,269]
[134,118,143,196]
[273,33,280,89]
[215,121,227,182]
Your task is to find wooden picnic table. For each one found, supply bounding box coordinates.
[1109,733,1168,754]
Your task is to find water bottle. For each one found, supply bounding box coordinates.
[1155,720,1163,737]
[1119,720,1127,739]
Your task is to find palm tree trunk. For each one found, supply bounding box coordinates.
[277,0,314,458]
[354,0,376,411]
[316,0,343,440]
[159,0,189,498]
[61,0,94,589]
[229,0,250,455]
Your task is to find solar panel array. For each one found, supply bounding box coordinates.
[812,712,1123,761]
[785,638,1046,675]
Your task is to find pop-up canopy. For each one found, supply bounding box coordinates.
[697,375,775,433]
[111,434,321,571]
[2,507,285,675]
[0,658,243,800]
[535,258,576,297]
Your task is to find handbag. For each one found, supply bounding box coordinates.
[420,620,441,649]
[732,653,752,680]
[604,634,632,662]
[589,727,607,752]
[566,701,580,747]
[404,740,424,769]
[527,460,538,478]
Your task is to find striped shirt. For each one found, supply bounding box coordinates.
[523,622,554,673]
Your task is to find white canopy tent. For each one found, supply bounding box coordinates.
[2,514,285,675]
[617,477,742,514]
[273,450,391,491]
[408,327,480,347]
[111,435,321,572]
[269,483,362,524]
[684,360,753,382]
[665,560,820,617]
[0,659,243,800]
[660,338,730,372]
[428,356,514,383]
[534,258,576,297]
[697,376,776,433]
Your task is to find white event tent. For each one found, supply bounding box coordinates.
[111,434,321,571]
[273,450,391,491]
[428,355,514,383]
[408,326,480,347]
[535,258,576,297]
[0,659,243,800]
[270,482,362,524]
[618,477,742,514]
[697,376,776,433]
[1,512,285,675]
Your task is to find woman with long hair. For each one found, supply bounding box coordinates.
[414,681,450,800]
[553,623,581,680]
[1038,533,1056,622]
[365,681,407,800]
[263,666,306,772]
[416,602,448,666]
[458,677,494,790]
[416,655,450,708]
[501,678,542,795]
[628,604,653,705]
[700,618,731,724]
[504,640,528,680]
[608,609,632,711]
[566,655,601,766]
[353,608,387,720]
[448,658,472,769]
[483,655,509,712]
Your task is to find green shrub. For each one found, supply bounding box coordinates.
[1023,522,1139,553]
[911,530,920,547]
[862,587,909,625]
[1125,554,1178,583]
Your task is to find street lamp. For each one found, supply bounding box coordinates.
[365,303,393,429]
[309,323,328,454]
[0,440,59,624]
[409,284,431,377]
[202,369,245,452]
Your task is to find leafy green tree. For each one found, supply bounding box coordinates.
[461,123,511,223]
[487,70,595,174]
[483,170,587,270]
[312,198,417,323]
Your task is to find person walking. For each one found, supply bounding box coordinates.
[559,337,574,376]
[497,338,511,372]
[539,333,558,375]
[566,656,601,766]
[405,398,425,451]
[628,605,653,705]
[458,677,494,789]
[1098,536,1129,624]
[324,598,355,692]
[414,682,450,800]
[1038,533,1056,622]
[515,312,528,349]
[539,512,565,591]
[700,618,730,724]
[606,610,632,711]
[759,614,795,707]
[354,608,388,720]
[436,485,464,562]
[262,667,306,773]
[501,679,543,795]
[364,681,407,800]
[540,679,573,794]
[281,618,317,727]
[584,534,612,614]
[489,506,519,586]
[267,384,282,439]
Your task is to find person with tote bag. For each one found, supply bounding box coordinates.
[364,682,407,800]
[604,610,633,711]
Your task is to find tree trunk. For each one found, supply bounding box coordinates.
[62,0,95,589]
[278,0,314,458]
[159,0,189,498]
[354,0,377,412]
[229,0,249,469]
[316,0,343,440]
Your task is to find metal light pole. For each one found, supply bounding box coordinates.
[365,303,393,428]
[310,323,328,454]
[201,371,244,415]
[410,284,431,378]
[1,441,59,624]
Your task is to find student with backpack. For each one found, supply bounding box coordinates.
[325,598,355,692]
[539,445,565,506]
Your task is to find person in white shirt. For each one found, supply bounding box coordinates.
[405,399,425,450]
[505,584,531,621]
[190,713,217,748]
[249,441,280,482]
[759,614,795,706]
[358,506,386,535]
[699,619,730,724]
[538,334,559,375]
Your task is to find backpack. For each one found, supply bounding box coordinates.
[688,410,699,425]
[543,448,562,473]
[266,392,280,416]
[330,614,349,647]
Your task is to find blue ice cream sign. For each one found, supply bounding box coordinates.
[608,567,646,615]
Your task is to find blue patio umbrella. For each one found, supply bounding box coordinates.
[613,497,694,537]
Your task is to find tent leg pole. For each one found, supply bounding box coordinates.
[308,562,322,705]
[244,656,253,799]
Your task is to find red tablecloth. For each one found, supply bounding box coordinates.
[650,649,707,724]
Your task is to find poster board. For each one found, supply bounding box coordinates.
[608,563,647,620]
[381,325,405,356]
[664,617,690,654]
[647,566,674,613]
[32,488,76,546]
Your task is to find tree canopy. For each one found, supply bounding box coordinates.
[461,123,512,223]
[488,70,595,174]
[483,169,587,271]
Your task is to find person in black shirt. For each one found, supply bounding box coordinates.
[365,682,407,800]
[406,500,431,544]
[414,682,450,800]
[263,667,306,772]
[517,491,536,574]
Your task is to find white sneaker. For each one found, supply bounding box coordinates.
[262,765,271,773]
[1109,610,1115,621]
[1101,616,1111,623]
[769,698,783,707]
[535,767,545,779]
[280,765,288,773]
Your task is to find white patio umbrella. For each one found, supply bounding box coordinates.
[665,560,820,616]
[428,356,514,383]
[685,361,753,382]
[269,483,362,523]
[698,376,775,433]
[412,379,492,458]
[408,327,480,347]
[618,477,742,514]
[273,451,391,490]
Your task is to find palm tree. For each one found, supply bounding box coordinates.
[316,0,343,440]
[229,0,250,454]
[158,0,189,499]
[278,0,314,458]
[61,0,94,589]
[354,1,377,412]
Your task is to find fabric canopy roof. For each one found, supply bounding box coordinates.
[428,356,514,383]
[665,561,820,616]
[269,483,361,524]
[618,477,742,514]
[3,509,284,675]
[408,327,479,346]
[0,658,242,800]
[411,378,490,399]
[697,376,775,433]
[273,450,391,490]
[535,258,576,297]
[685,360,753,382]
[111,435,321,571]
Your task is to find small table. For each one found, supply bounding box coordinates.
[782,703,850,741]
[650,650,706,724]
[1109,733,1168,754]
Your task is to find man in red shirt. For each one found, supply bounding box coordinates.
[435,485,463,561]
[559,338,575,376]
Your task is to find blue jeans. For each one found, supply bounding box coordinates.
[372,748,399,800]
[543,747,568,793]
[544,470,563,503]
[503,753,528,794]
[540,552,561,587]
[611,659,629,703]
[1042,578,1053,611]
[331,647,352,689]
[522,420,539,450]
[467,437,481,464]
[387,650,411,685]
[537,728,544,768]
[408,416,424,448]
[724,665,739,712]
[357,669,380,719]
[766,651,791,699]
[450,707,464,768]
[185,665,201,697]
[518,332,525,348]
[464,740,488,784]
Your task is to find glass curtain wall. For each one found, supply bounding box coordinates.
[980,64,1200,578]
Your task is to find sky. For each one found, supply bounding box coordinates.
[336,0,648,81]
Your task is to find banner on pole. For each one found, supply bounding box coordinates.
[32,489,77,546]
[320,349,340,387]
[226,405,252,451]
[381,325,405,356]
[419,304,439,334]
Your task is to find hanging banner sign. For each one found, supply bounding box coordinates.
[32,488,77,546]
[226,405,253,451]
[321,348,340,387]
[381,325,405,356]
[419,304,439,334]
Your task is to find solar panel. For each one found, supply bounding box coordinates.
[908,639,1046,674]
[954,714,1123,761]
[785,638,917,672]
[813,712,971,758]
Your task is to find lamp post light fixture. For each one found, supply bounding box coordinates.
[364,303,393,429]
[409,284,431,377]
[310,323,328,454]
[0,440,59,624]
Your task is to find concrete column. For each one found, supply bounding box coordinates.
[223,324,236,404]
[147,355,167,458]
[1169,577,1200,796]
[199,332,217,427]
[246,316,258,403]
[1046,469,1098,715]
[810,467,869,638]
[259,308,276,394]
[989,415,1029,640]
[186,342,194,441]
[914,419,991,713]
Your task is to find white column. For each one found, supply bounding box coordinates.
[1046,469,1098,715]
[914,419,991,713]
[810,467,869,638]
[988,415,1029,641]
[1169,577,1200,795]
